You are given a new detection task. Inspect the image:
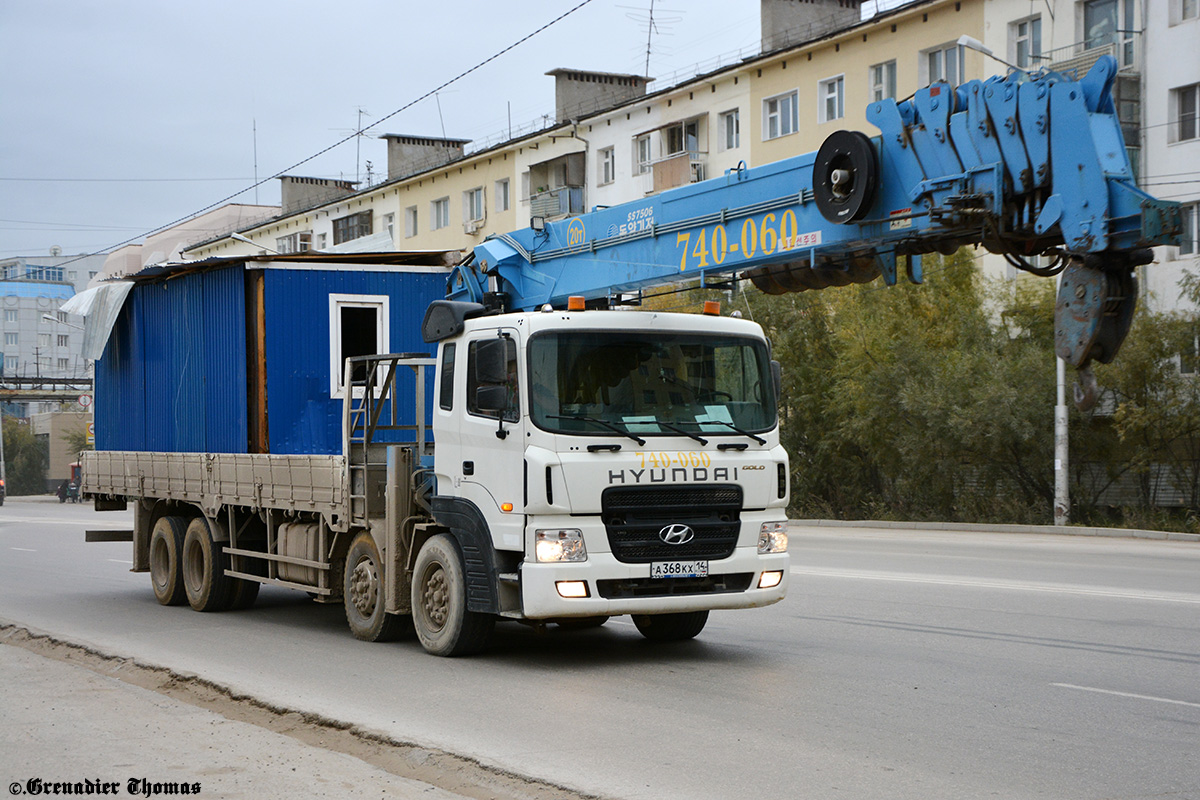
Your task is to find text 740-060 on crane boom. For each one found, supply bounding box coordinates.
[81,58,1181,657]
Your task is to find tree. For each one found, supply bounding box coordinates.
[2,417,47,495]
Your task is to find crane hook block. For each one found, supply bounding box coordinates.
[814,130,879,224]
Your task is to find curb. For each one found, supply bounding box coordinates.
[790,518,1200,543]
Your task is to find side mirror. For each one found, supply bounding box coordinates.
[771,360,782,403]
[475,384,509,413]
[475,338,508,384]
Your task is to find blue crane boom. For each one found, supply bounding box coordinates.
[451,56,1181,403]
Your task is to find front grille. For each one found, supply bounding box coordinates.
[597,573,753,599]
[601,484,742,563]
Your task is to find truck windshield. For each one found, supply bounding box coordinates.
[528,331,776,437]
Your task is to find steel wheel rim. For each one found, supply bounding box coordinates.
[349,556,378,617]
[420,564,448,631]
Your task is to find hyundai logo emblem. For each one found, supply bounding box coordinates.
[659,524,695,545]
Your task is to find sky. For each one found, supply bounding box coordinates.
[0,0,784,260]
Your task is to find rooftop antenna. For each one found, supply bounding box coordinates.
[620,2,682,77]
[253,118,259,205]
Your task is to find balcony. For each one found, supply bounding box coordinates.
[1036,30,1141,77]
[529,186,584,219]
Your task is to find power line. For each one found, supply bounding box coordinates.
[50,0,597,270]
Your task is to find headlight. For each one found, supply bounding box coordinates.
[535,529,587,562]
[757,521,789,554]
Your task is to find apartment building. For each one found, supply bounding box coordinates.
[183,0,1197,309]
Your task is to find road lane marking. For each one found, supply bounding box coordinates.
[1052,683,1200,709]
[790,566,1200,604]
[9,547,36,552]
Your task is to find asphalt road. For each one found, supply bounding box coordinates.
[2,497,1198,800]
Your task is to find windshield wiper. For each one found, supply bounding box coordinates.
[548,414,646,446]
[656,421,708,446]
[683,419,766,445]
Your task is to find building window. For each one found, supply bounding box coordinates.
[57,334,69,347]
[635,134,652,174]
[383,213,396,245]
[57,311,68,323]
[275,231,312,254]
[4,310,16,323]
[924,43,963,86]
[1084,0,1135,65]
[1176,0,1199,23]
[1181,203,1198,256]
[870,61,897,102]
[332,211,372,245]
[38,333,50,347]
[57,358,69,371]
[4,356,17,374]
[463,187,485,223]
[328,293,389,397]
[599,147,616,185]
[431,197,450,231]
[1173,83,1199,143]
[1011,17,1042,69]
[5,333,17,346]
[764,90,799,140]
[495,179,510,212]
[665,119,700,155]
[819,76,845,123]
[720,109,740,151]
[404,206,418,238]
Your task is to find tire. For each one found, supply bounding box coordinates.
[631,610,709,642]
[182,517,233,612]
[344,531,412,642]
[149,516,188,606]
[411,534,495,657]
[228,576,260,610]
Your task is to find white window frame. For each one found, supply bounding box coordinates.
[634,134,652,174]
[818,75,845,123]
[328,293,390,398]
[1180,202,1198,256]
[1172,0,1199,24]
[275,231,312,254]
[495,179,510,212]
[870,61,897,102]
[383,213,396,245]
[4,356,17,374]
[463,187,485,223]
[404,206,418,238]
[599,147,616,185]
[5,333,18,346]
[4,309,17,323]
[57,334,69,348]
[1171,83,1199,143]
[1010,16,1042,69]
[719,109,740,151]
[922,43,963,86]
[431,197,450,231]
[763,90,799,140]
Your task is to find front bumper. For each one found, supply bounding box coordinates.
[520,546,789,618]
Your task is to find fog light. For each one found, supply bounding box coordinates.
[535,529,587,562]
[556,580,589,598]
[757,521,789,553]
[758,570,783,589]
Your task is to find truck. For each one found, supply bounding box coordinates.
[78,57,1181,656]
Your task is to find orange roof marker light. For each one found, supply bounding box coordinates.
[567,296,586,311]
[703,300,721,316]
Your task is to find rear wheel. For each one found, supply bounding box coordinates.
[149,516,188,606]
[631,610,709,642]
[182,517,232,612]
[344,531,411,642]
[411,534,495,657]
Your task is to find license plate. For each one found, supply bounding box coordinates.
[650,560,709,579]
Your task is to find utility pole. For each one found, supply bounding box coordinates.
[1054,269,1069,525]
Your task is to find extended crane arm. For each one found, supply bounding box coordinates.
[451,56,1181,397]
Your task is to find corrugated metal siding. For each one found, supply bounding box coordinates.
[95,266,248,453]
[262,269,444,454]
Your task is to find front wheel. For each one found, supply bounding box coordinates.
[343,531,412,642]
[411,534,495,657]
[631,610,709,641]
